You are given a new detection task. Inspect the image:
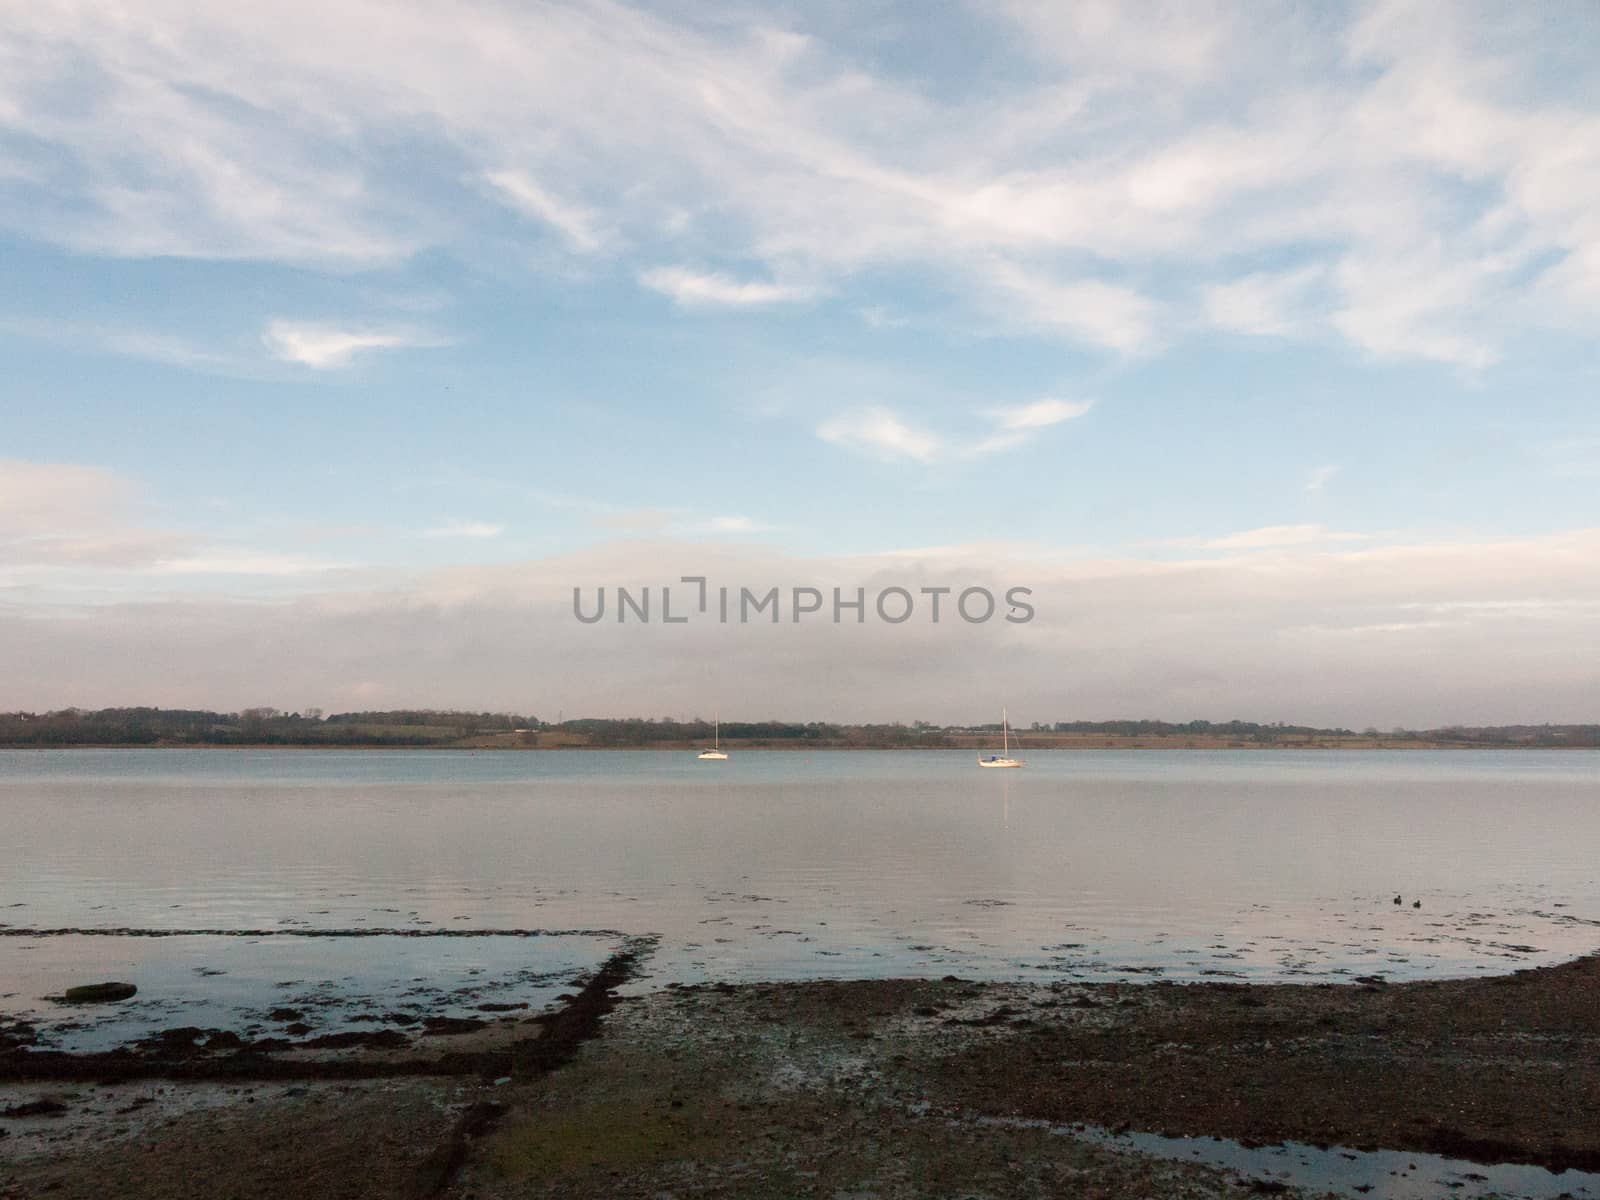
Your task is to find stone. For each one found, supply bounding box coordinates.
[61,982,137,1004]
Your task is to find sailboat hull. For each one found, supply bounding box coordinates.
[698,711,728,759]
[978,705,1025,767]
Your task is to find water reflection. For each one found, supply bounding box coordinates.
[3,749,1597,1008]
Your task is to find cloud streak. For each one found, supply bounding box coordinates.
[423,520,506,540]
[262,320,447,369]
[483,169,608,253]
[0,459,138,536]
[639,268,818,308]
[0,317,250,374]
[1304,465,1338,493]
[817,408,945,464]
[1198,524,1371,551]
[0,459,360,586]
[820,397,1091,463]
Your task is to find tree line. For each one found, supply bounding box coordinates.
[0,708,1595,748]
[0,707,538,747]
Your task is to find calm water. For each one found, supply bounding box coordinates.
[3,748,1597,1048]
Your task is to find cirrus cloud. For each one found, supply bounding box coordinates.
[639,267,820,308]
[820,395,1092,464]
[262,320,449,369]
[0,1,1592,365]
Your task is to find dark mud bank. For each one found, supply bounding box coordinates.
[0,943,648,1086]
[919,951,1600,1175]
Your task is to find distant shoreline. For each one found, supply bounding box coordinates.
[9,710,1594,751]
[2,738,1592,752]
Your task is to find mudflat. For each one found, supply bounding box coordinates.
[3,952,1598,1199]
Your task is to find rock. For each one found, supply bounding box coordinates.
[61,981,137,1004]
[267,1007,304,1023]
[421,1016,488,1036]
[1248,1181,1291,1195]
[2,1098,69,1118]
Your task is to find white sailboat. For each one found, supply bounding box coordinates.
[697,712,728,761]
[978,707,1024,768]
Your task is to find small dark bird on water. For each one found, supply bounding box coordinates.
[1412,899,1421,909]
[1393,895,1402,906]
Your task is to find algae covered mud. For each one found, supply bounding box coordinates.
[5,955,1600,1199]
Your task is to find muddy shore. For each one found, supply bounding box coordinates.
[3,951,1598,1199]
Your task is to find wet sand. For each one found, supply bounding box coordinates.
[3,950,1598,1199]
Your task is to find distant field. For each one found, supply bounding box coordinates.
[341,723,464,740]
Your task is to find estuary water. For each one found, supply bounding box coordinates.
[2,748,1597,1048]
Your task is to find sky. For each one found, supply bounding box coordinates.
[1,0,1597,726]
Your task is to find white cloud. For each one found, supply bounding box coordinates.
[858,306,909,330]
[964,397,1094,456]
[1305,464,1338,493]
[981,264,1156,353]
[262,320,445,369]
[639,268,818,308]
[149,553,353,576]
[996,0,1245,83]
[0,459,137,536]
[1328,247,1502,369]
[0,459,361,587]
[820,397,1090,464]
[1204,267,1324,337]
[702,516,761,534]
[588,509,675,533]
[1200,523,1371,551]
[6,531,199,569]
[423,520,505,540]
[989,397,1093,431]
[483,169,607,253]
[818,408,944,464]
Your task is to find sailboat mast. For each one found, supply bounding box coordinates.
[1003,706,1008,755]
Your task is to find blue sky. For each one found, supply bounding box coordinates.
[1,1,1597,722]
